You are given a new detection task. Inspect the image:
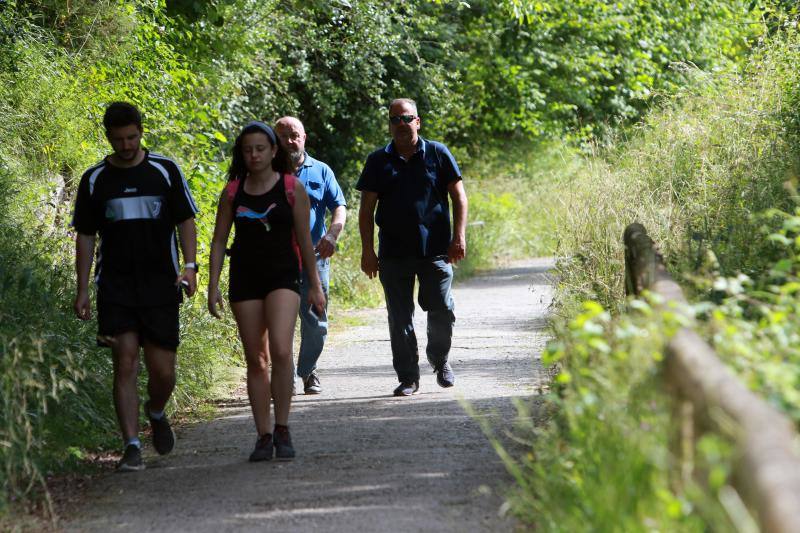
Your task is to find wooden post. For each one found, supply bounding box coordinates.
[623,223,800,533]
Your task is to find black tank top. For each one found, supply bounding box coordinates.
[230,177,297,273]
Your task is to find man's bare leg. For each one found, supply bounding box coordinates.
[142,341,177,455]
[143,341,176,413]
[111,332,142,442]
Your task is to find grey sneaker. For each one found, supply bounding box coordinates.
[435,362,455,388]
[303,371,322,394]
[116,444,145,472]
[393,381,419,396]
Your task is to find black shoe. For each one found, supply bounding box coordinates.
[249,433,274,462]
[273,425,295,461]
[145,401,175,455]
[435,362,455,388]
[303,371,322,394]
[393,381,419,396]
[116,444,145,472]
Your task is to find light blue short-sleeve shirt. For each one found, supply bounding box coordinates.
[296,153,346,244]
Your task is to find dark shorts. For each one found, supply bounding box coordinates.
[97,298,180,351]
[229,265,300,303]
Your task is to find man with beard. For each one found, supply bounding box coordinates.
[357,98,468,396]
[275,116,347,395]
[72,102,199,470]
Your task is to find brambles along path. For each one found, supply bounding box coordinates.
[62,259,553,532]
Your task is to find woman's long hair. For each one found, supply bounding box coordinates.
[226,124,290,182]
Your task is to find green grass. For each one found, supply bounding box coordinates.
[331,313,370,329]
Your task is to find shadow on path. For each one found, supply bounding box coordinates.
[61,258,554,533]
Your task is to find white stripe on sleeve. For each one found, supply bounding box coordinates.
[150,153,199,213]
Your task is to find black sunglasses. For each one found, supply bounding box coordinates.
[389,114,417,125]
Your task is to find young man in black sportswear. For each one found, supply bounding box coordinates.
[72,102,199,471]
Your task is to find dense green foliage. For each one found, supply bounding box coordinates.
[0,0,772,520]
[501,27,800,530]
[702,225,800,423]
[481,0,757,139]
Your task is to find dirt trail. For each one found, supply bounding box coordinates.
[61,259,553,533]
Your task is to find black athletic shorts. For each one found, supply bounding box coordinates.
[96,298,180,351]
[228,265,300,303]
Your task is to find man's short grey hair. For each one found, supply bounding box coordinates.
[389,98,418,115]
[275,116,305,133]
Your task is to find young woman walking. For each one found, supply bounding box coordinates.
[208,121,325,461]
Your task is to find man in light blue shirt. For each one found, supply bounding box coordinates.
[276,116,347,394]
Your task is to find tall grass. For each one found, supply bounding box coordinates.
[454,141,577,276]
[553,40,799,308]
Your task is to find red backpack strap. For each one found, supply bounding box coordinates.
[225,179,241,203]
[283,173,296,206]
[283,173,301,270]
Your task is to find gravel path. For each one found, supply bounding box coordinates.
[61,259,553,532]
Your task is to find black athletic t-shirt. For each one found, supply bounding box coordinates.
[71,151,199,306]
[229,176,298,276]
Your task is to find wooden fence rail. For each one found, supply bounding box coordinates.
[623,223,800,533]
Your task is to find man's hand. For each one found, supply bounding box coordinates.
[74,289,91,320]
[315,233,337,259]
[308,285,327,318]
[446,180,468,265]
[361,249,379,279]
[176,268,197,297]
[447,234,466,264]
[74,233,95,321]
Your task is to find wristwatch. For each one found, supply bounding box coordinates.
[184,262,199,271]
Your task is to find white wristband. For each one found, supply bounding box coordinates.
[184,262,198,271]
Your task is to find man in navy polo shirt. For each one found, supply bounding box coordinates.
[72,102,199,471]
[357,98,468,396]
[275,116,347,395]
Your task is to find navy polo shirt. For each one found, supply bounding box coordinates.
[356,137,461,259]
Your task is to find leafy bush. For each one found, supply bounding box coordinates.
[697,204,800,423]
[0,5,236,512]
[500,296,744,531]
[440,0,761,141]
